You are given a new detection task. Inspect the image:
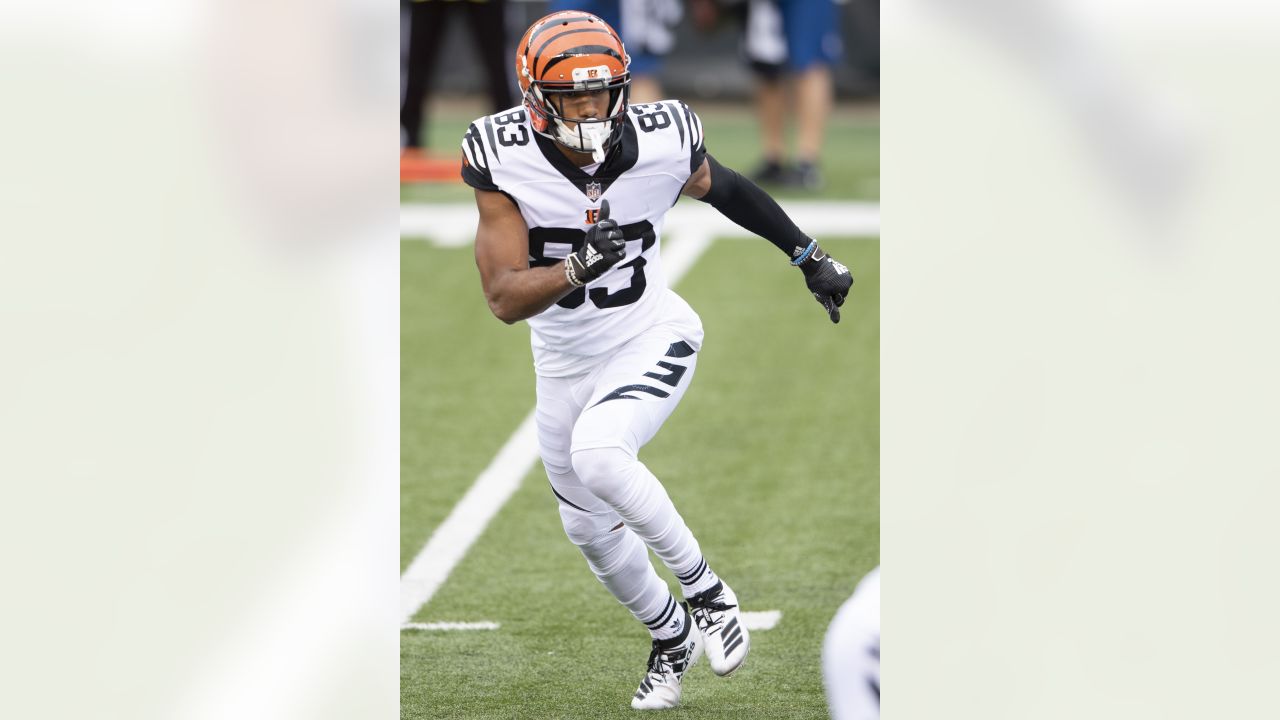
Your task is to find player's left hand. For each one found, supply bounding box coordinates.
[799,244,853,323]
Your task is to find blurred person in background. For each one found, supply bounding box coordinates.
[692,0,842,189]
[546,0,682,103]
[823,566,880,720]
[463,10,853,709]
[401,0,514,150]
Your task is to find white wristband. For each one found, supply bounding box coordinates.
[564,257,585,287]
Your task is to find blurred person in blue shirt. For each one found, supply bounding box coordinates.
[694,0,843,189]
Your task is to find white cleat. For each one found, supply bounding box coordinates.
[631,624,703,710]
[687,581,750,677]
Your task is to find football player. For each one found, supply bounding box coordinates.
[824,566,881,719]
[464,11,853,710]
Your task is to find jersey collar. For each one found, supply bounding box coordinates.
[534,114,639,202]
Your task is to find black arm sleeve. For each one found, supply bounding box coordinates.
[695,154,809,259]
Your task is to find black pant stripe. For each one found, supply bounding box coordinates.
[665,341,695,358]
[549,486,589,513]
[643,361,687,388]
[591,383,671,407]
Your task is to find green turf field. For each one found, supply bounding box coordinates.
[401,233,878,719]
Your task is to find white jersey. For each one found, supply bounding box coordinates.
[462,101,707,376]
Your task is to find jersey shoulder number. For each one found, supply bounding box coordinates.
[460,106,534,191]
[628,100,705,175]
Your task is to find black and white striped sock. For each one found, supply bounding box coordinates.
[644,595,689,643]
[676,556,719,599]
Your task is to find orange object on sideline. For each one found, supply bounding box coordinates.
[401,149,462,183]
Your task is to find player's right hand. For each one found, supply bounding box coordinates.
[565,199,626,286]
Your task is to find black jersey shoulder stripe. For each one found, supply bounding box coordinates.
[679,102,706,174]
[460,158,498,192]
[681,102,703,151]
[463,123,488,170]
[483,114,501,163]
[667,101,686,149]
[460,121,497,191]
[461,136,481,172]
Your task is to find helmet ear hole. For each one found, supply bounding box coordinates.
[524,96,549,133]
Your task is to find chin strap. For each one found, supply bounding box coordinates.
[582,124,609,164]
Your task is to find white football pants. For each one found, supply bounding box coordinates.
[535,320,707,631]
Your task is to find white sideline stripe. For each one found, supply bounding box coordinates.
[399,231,717,624]
[400,201,880,245]
[399,612,780,633]
[399,412,538,624]
[402,621,500,632]
[742,610,782,631]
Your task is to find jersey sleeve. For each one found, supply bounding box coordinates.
[460,121,499,192]
[675,101,707,175]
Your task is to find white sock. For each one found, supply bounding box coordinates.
[676,557,720,599]
[646,596,690,644]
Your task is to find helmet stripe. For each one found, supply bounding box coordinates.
[540,45,625,77]
[525,14,598,51]
[532,28,614,75]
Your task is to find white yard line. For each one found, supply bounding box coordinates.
[742,611,783,631]
[399,412,540,624]
[400,226,718,625]
[400,200,880,245]
[402,621,501,632]
[400,613,783,632]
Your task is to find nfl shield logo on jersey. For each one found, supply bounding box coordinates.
[585,181,602,202]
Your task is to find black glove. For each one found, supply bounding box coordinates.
[798,242,853,323]
[565,198,626,286]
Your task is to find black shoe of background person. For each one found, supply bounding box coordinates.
[750,159,791,186]
[790,160,824,190]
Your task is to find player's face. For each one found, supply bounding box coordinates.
[553,88,611,130]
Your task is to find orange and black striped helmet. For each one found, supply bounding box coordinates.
[516,11,631,159]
